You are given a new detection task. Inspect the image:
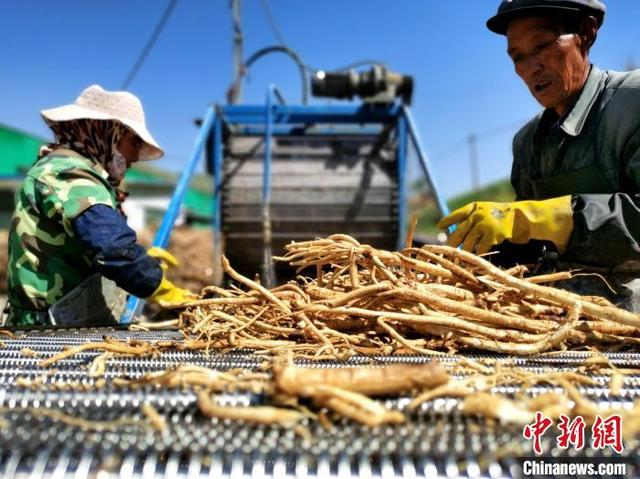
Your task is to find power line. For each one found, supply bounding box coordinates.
[475,117,530,140]
[431,117,529,161]
[259,0,287,46]
[230,0,244,104]
[121,0,179,90]
[430,138,468,161]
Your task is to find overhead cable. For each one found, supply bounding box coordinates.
[121,0,179,90]
[259,0,287,46]
[431,118,529,160]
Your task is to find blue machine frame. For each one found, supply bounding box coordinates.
[120,90,448,324]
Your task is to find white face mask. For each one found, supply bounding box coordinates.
[108,148,128,185]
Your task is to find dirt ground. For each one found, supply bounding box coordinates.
[0,227,216,296]
[137,227,216,293]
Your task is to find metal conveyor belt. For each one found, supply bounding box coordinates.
[0,328,637,478]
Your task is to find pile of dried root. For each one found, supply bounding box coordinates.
[11,234,640,436]
[177,234,640,358]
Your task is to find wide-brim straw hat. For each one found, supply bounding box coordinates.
[40,84,164,161]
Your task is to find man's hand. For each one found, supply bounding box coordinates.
[436,196,574,255]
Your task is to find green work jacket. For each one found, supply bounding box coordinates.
[511,65,640,308]
[7,149,117,325]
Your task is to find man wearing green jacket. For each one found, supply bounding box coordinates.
[438,0,640,310]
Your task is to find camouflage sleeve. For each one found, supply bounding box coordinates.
[35,166,116,236]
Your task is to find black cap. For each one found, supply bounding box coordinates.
[487,0,606,35]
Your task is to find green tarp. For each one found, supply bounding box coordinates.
[0,124,47,177]
[0,124,214,219]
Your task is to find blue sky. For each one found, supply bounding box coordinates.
[2,0,639,199]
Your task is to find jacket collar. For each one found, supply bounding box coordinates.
[560,65,607,137]
[48,147,112,184]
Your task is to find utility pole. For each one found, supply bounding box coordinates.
[230,0,244,104]
[467,133,480,192]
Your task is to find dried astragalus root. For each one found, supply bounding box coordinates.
[274,361,449,397]
[38,338,159,367]
[114,365,272,395]
[142,403,167,432]
[309,385,406,427]
[25,235,640,430]
[175,235,640,359]
[197,391,306,428]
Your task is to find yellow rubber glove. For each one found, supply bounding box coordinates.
[147,277,195,306]
[146,247,196,305]
[436,196,574,255]
[147,247,179,271]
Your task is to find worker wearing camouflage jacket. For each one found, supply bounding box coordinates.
[5,85,193,326]
[438,0,640,310]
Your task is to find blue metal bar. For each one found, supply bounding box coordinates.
[154,106,217,247]
[261,86,275,286]
[401,105,450,218]
[119,106,217,325]
[263,87,274,208]
[396,114,408,250]
[212,110,223,235]
[220,104,400,125]
[232,125,384,137]
[272,86,286,105]
[211,110,224,287]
